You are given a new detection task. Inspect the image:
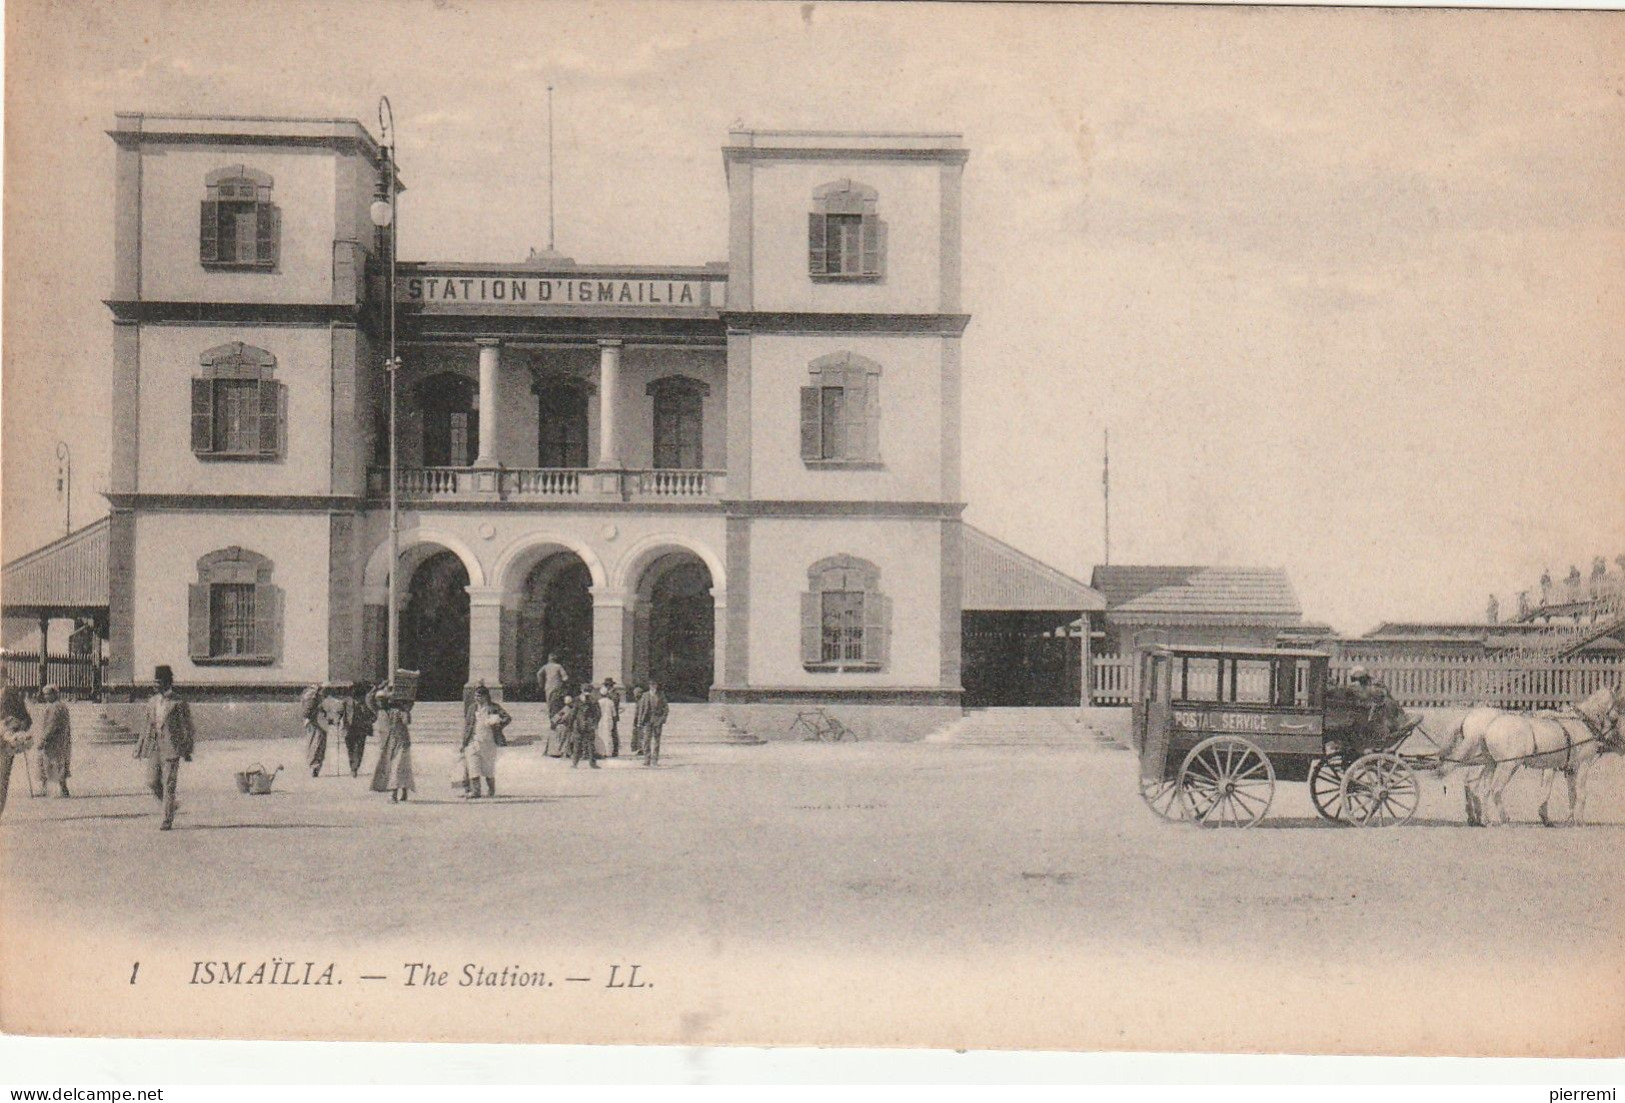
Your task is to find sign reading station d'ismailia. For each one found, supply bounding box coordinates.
[397,274,720,309]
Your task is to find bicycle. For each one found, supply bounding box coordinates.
[789,707,857,743]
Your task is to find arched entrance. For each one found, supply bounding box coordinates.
[401,549,470,700]
[632,552,715,702]
[515,551,594,697]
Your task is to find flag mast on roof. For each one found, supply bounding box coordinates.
[1102,428,1111,567]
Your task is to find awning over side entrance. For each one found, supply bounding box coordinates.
[961,524,1104,612]
[1,516,110,620]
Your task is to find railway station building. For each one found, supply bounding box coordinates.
[69,112,1104,734]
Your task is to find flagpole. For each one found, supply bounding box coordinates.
[1103,428,1111,567]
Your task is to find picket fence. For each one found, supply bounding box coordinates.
[1088,653,1624,710]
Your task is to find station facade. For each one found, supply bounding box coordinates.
[103,114,974,725]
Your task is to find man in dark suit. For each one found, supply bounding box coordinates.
[569,683,601,770]
[137,665,195,831]
[637,681,669,767]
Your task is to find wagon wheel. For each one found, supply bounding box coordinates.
[1178,736,1275,828]
[1139,776,1190,821]
[1340,752,1421,828]
[1307,757,1348,823]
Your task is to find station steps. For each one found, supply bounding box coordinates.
[924,707,1126,750]
[67,703,139,745]
[403,701,762,746]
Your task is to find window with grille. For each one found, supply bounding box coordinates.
[209,583,256,657]
[808,180,884,281]
[821,591,865,663]
[801,555,891,672]
[190,547,279,665]
[200,167,278,269]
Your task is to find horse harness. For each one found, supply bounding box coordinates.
[1441,704,1618,769]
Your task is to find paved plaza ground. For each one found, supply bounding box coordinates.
[3,729,1624,1053]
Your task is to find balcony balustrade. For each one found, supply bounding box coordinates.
[366,466,727,503]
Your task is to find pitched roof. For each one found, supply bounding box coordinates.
[1090,564,1301,622]
[1,517,110,613]
[961,525,1105,612]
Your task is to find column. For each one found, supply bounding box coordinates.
[711,592,727,697]
[465,585,504,698]
[1078,612,1093,713]
[37,616,50,691]
[596,339,621,468]
[475,339,501,468]
[590,587,627,686]
[361,598,388,684]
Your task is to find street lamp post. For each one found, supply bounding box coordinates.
[55,441,72,536]
[370,97,401,683]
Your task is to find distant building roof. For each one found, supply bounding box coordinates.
[1090,565,1301,625]
[1,517,110,615]
[961,525,1104,612]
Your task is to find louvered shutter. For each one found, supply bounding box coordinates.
[799,386,822,461]
[808,212,827,276]
[862,591,891,669]
[252,583,281,659]
[255,203,278,266]
[257,379,282,457]
[191,378,214,454]
[801,591,823,665]
[200,201,219,263]
[860,213,882,277]
[862,374,881,461]
[841,378,867,462]
[188,584,211,659]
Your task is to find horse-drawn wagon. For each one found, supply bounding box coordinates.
[1132,645,1433,828]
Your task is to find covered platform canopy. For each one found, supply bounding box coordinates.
[960,525,1104,707]
[1,517,110,696]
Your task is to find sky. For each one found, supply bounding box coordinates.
[2,0,1622,634]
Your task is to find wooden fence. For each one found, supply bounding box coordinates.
[1088,653,1624,710]
[0,650,105,700]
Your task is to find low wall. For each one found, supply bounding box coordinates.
[80,701,308,743]
[719,703,962,743]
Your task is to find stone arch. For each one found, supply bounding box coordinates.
[362,528,487,593]
[492,532,608,594]
[610,532,725,596]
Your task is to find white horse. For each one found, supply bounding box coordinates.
[1436,686,1621,826]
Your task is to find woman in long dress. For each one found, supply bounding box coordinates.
[461,685,511,798]
[368,689,415,802]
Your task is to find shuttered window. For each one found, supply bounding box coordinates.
[808,180,884,281]
[648,376,709,469]
[191,343,284,460]
[200,167,278,269]
[189,547,281,665]
[801,556,892,672]
[800,352,881,466]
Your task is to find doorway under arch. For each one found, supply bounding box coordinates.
[632,552,715,702]
[400,549,470,700]
[515,551,594,697]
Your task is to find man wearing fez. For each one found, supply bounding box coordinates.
[138,665,195,831]
[0,659,33,819]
